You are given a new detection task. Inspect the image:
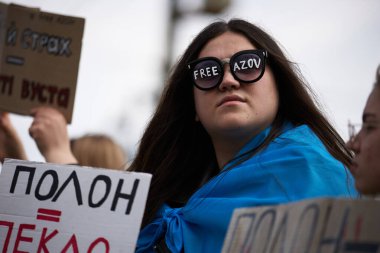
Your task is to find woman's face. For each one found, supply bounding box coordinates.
[348,87,380,194]
[193,31,279,143]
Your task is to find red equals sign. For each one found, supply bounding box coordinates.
[36,208,62,223]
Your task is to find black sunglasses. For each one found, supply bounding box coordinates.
[187,49,267,90]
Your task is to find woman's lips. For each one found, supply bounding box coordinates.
[217,95,245,106]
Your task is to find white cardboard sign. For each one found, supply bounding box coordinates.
[0,159,151,253]
[222,198,380,253]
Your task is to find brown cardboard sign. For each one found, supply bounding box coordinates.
[0,3,85,123]
[222,198,380,253]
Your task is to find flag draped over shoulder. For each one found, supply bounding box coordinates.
[136,123,357,253]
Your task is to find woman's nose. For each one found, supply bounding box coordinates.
[218,67,240,91]
[347,130,361,154]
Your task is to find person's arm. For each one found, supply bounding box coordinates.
[0,112,28,163]
[29,106,78,164]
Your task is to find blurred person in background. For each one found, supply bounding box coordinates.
[347,65,380,196]
[129,18,357,253]
[0,106,127,170]
[70,134,126,170]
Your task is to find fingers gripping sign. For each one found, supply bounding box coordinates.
[29,107,77,164]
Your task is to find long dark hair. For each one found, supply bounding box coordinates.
[129,19,352,227]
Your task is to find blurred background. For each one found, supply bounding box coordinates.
[2,0,380,163]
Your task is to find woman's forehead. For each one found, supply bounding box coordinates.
[198,32,256,59]
[364,88,380,118]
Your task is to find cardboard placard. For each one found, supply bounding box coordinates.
[0,159,151,252]
[0,3,85,123]
[222,198,380,253]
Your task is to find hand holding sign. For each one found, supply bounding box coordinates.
[29,106,77,164]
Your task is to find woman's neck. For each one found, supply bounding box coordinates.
[212,136,250,169]
[210,125,271,169]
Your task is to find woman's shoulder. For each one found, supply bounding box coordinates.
[262,124,336,165]
[258,124,349,184]
[280,123,317,139]
[274,123,324,148]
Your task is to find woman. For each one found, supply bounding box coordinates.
[129,19,357,252]
[348,65,380,195]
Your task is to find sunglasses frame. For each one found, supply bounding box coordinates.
[187,49,268,90]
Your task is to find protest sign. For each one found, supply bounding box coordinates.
[222,198,380,253]
[0,159,151,253]
[0,3,85,123]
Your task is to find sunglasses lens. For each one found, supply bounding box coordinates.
[192,60,222,90]
[232,53,264,82]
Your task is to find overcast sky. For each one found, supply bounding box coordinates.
[3,0,380,163]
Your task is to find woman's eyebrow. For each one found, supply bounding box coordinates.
[362,113,377,122]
